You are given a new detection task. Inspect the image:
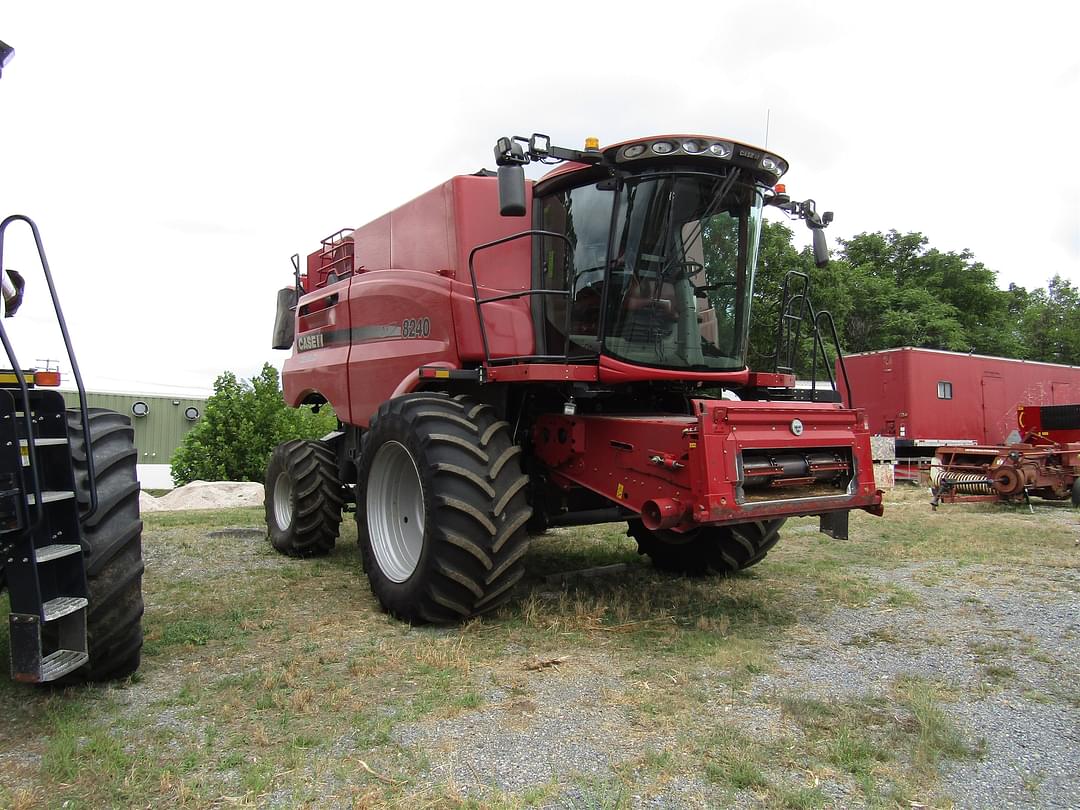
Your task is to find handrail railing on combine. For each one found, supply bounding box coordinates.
[319,229,355,283]
[775,270,853,405]
[813,310,853,407]
[0,215,99,522]
[775,272,808,378]
[468,230,599,366]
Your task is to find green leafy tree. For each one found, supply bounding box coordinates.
[748,222,1078,370]
[170,363,337,485]
[1016,275,1080,363]
[834,230,1021,356]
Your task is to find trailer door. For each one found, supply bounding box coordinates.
[981,373,1006,443]
[1052,381,1072,404]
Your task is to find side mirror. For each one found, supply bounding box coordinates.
[811,227,829,268]
[498,165,526,217]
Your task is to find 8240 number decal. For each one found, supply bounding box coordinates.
[401,317,431,338]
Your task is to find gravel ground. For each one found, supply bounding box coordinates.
[394,560,1079,809]
[395,658,658,794]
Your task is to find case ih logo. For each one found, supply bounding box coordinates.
[297,333,324,352]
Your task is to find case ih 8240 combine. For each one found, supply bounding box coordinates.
[268,132,883,622]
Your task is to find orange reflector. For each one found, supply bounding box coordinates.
[775,183,786,194]
[35,371,61,386]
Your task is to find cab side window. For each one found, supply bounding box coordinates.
[538,184,614,356]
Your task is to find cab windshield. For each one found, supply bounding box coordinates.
[537,170,764,372]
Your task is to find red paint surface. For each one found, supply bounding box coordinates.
[840,348,1080,445]
[284,174,540,426]
[532,400,881,531]
[1018,404,1080,443]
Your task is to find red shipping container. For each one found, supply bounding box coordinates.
[839,347,1080,452]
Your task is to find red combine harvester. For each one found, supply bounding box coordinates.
[930,404,1080,509]
[269,132,883,622]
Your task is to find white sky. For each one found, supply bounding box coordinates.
[1,1,1077,394]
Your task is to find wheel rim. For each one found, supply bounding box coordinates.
[367,440,425,583]
[273,471,293,530]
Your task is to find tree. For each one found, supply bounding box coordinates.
[170,363,337,485]
[748,222,1079,370]
[835,230,1020,356]
[1016,275,1080,364]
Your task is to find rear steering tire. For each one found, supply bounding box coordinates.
[629,518,786,576]
[264,439,344,557]
[66,409,145,681]
[356,392,532,623]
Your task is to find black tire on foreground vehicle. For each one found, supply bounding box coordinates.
[628,518,786,576]
[356,392,532,623]
[66,408,145,681]
[264,439,344,557]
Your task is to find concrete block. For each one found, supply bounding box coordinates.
[870,435,896,462]
[873,461,895,489]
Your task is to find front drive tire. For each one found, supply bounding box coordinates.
[66,409,145,681]
[357,392,532,623]
[629,518,786,576]
[265,439,344,557]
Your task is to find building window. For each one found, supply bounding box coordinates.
[937,381,953,400]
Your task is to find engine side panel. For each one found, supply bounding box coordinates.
[282,276,353,414]
[344,270,460,428]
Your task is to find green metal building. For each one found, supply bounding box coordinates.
[60,391,207,489]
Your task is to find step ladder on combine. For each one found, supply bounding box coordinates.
[1,382,90,681]
[0,214,100,682]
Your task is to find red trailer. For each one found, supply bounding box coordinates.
[838,347,1080,480]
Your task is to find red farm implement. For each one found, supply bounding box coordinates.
[930,404,1080,509]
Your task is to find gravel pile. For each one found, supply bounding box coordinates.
[140,480,265,512]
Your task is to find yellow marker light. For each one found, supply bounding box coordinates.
[584,136,600,151]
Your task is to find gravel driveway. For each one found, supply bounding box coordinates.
[396,542,1080,808]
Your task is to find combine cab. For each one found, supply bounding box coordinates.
[269,132,883,622]
[931,404,1080,509]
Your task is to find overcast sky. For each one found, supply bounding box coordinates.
[1,1,1077,395]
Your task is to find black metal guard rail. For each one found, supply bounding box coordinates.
[816,310,853,407]
[0,215,99,523]
[467,229,585,367]
[776,270,853,406]
[775,271,807,376]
